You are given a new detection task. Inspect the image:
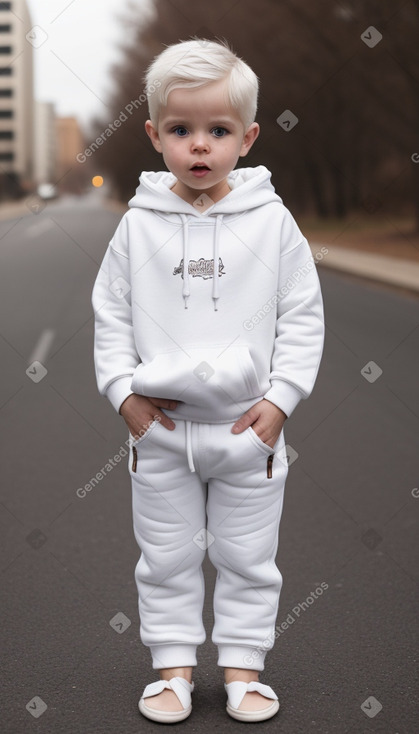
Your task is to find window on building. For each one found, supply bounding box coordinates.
[0,88,12,96]
[0,67,12,75]
[0,4,12,11]
[0,46,12,53]
[0,152,14,161]
[0,129,12,139]
[0,108,12,117]
[0,24,11,31]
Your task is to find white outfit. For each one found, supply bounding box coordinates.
[91,165,324,671]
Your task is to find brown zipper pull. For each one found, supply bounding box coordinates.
[267,454,274,479]
[132,446,137,473]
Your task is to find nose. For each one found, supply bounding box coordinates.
[190,132,210,152]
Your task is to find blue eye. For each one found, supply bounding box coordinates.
[212,127,228,137]
[173,126,188,136]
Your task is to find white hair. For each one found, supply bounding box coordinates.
[143,37,259,130]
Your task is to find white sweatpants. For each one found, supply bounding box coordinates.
[129,417,288,672]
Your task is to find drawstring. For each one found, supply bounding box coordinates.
[185,420,195,473]
[179,214,190,309]
[178,212,223,311]
[212,215,223,311]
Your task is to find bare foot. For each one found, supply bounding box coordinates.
[143,666,193,712]
[143,688,184,712]
[237,690,274,711]
[224,667,273,711]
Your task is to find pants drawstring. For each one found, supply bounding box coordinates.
[185,420,195,473]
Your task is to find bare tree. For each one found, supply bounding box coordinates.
[90,0,418,227]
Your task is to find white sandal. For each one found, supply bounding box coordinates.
[138,676,194,723]
[224,680,280,722]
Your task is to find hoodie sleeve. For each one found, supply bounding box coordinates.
[91,215,139,413]
[263,209,325,418]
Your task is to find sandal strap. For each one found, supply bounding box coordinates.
[225,680,278,710]
[141,677,194,710]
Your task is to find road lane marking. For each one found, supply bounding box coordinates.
[27,328,55,366]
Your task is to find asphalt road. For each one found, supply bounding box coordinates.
[1,193,418,734]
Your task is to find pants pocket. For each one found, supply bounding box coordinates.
[128,419,160,473]
[245,427,287,479]
[129,418,160,446]
[246,425,278,455]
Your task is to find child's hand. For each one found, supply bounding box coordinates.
[231,399,287,448]
[119,394,178,438]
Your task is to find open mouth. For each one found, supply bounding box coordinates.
[191,164,210,171]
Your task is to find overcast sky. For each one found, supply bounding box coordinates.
[26,0,154,132]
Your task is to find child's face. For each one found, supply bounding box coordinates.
[145,78,259,205]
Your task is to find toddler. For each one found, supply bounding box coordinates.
[92,37,324,723]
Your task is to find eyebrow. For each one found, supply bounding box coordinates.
[162,117,237,126]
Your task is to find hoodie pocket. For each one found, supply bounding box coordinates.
[130,346,262,408]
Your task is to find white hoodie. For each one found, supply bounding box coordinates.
[92,165,324,422]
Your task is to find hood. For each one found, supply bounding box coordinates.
[127,165,282,310]
[128,164,281,215]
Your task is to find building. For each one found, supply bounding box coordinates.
[0,0,34,197]
[55,116,87,193]
[34,100,56,185]
[55,117,85,179]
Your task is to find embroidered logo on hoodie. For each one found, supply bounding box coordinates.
[173,257,225,280]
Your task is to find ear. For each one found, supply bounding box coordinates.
[145,120,163,153]
[239,122,260,157]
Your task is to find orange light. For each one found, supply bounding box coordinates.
[92,175,104,188]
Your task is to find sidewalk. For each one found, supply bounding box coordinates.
[0,198,32,221]
[311,242,419,294]
[1,197,418,294]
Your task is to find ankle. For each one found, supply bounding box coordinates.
[224,667,260,685]
[159,666,193,683]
